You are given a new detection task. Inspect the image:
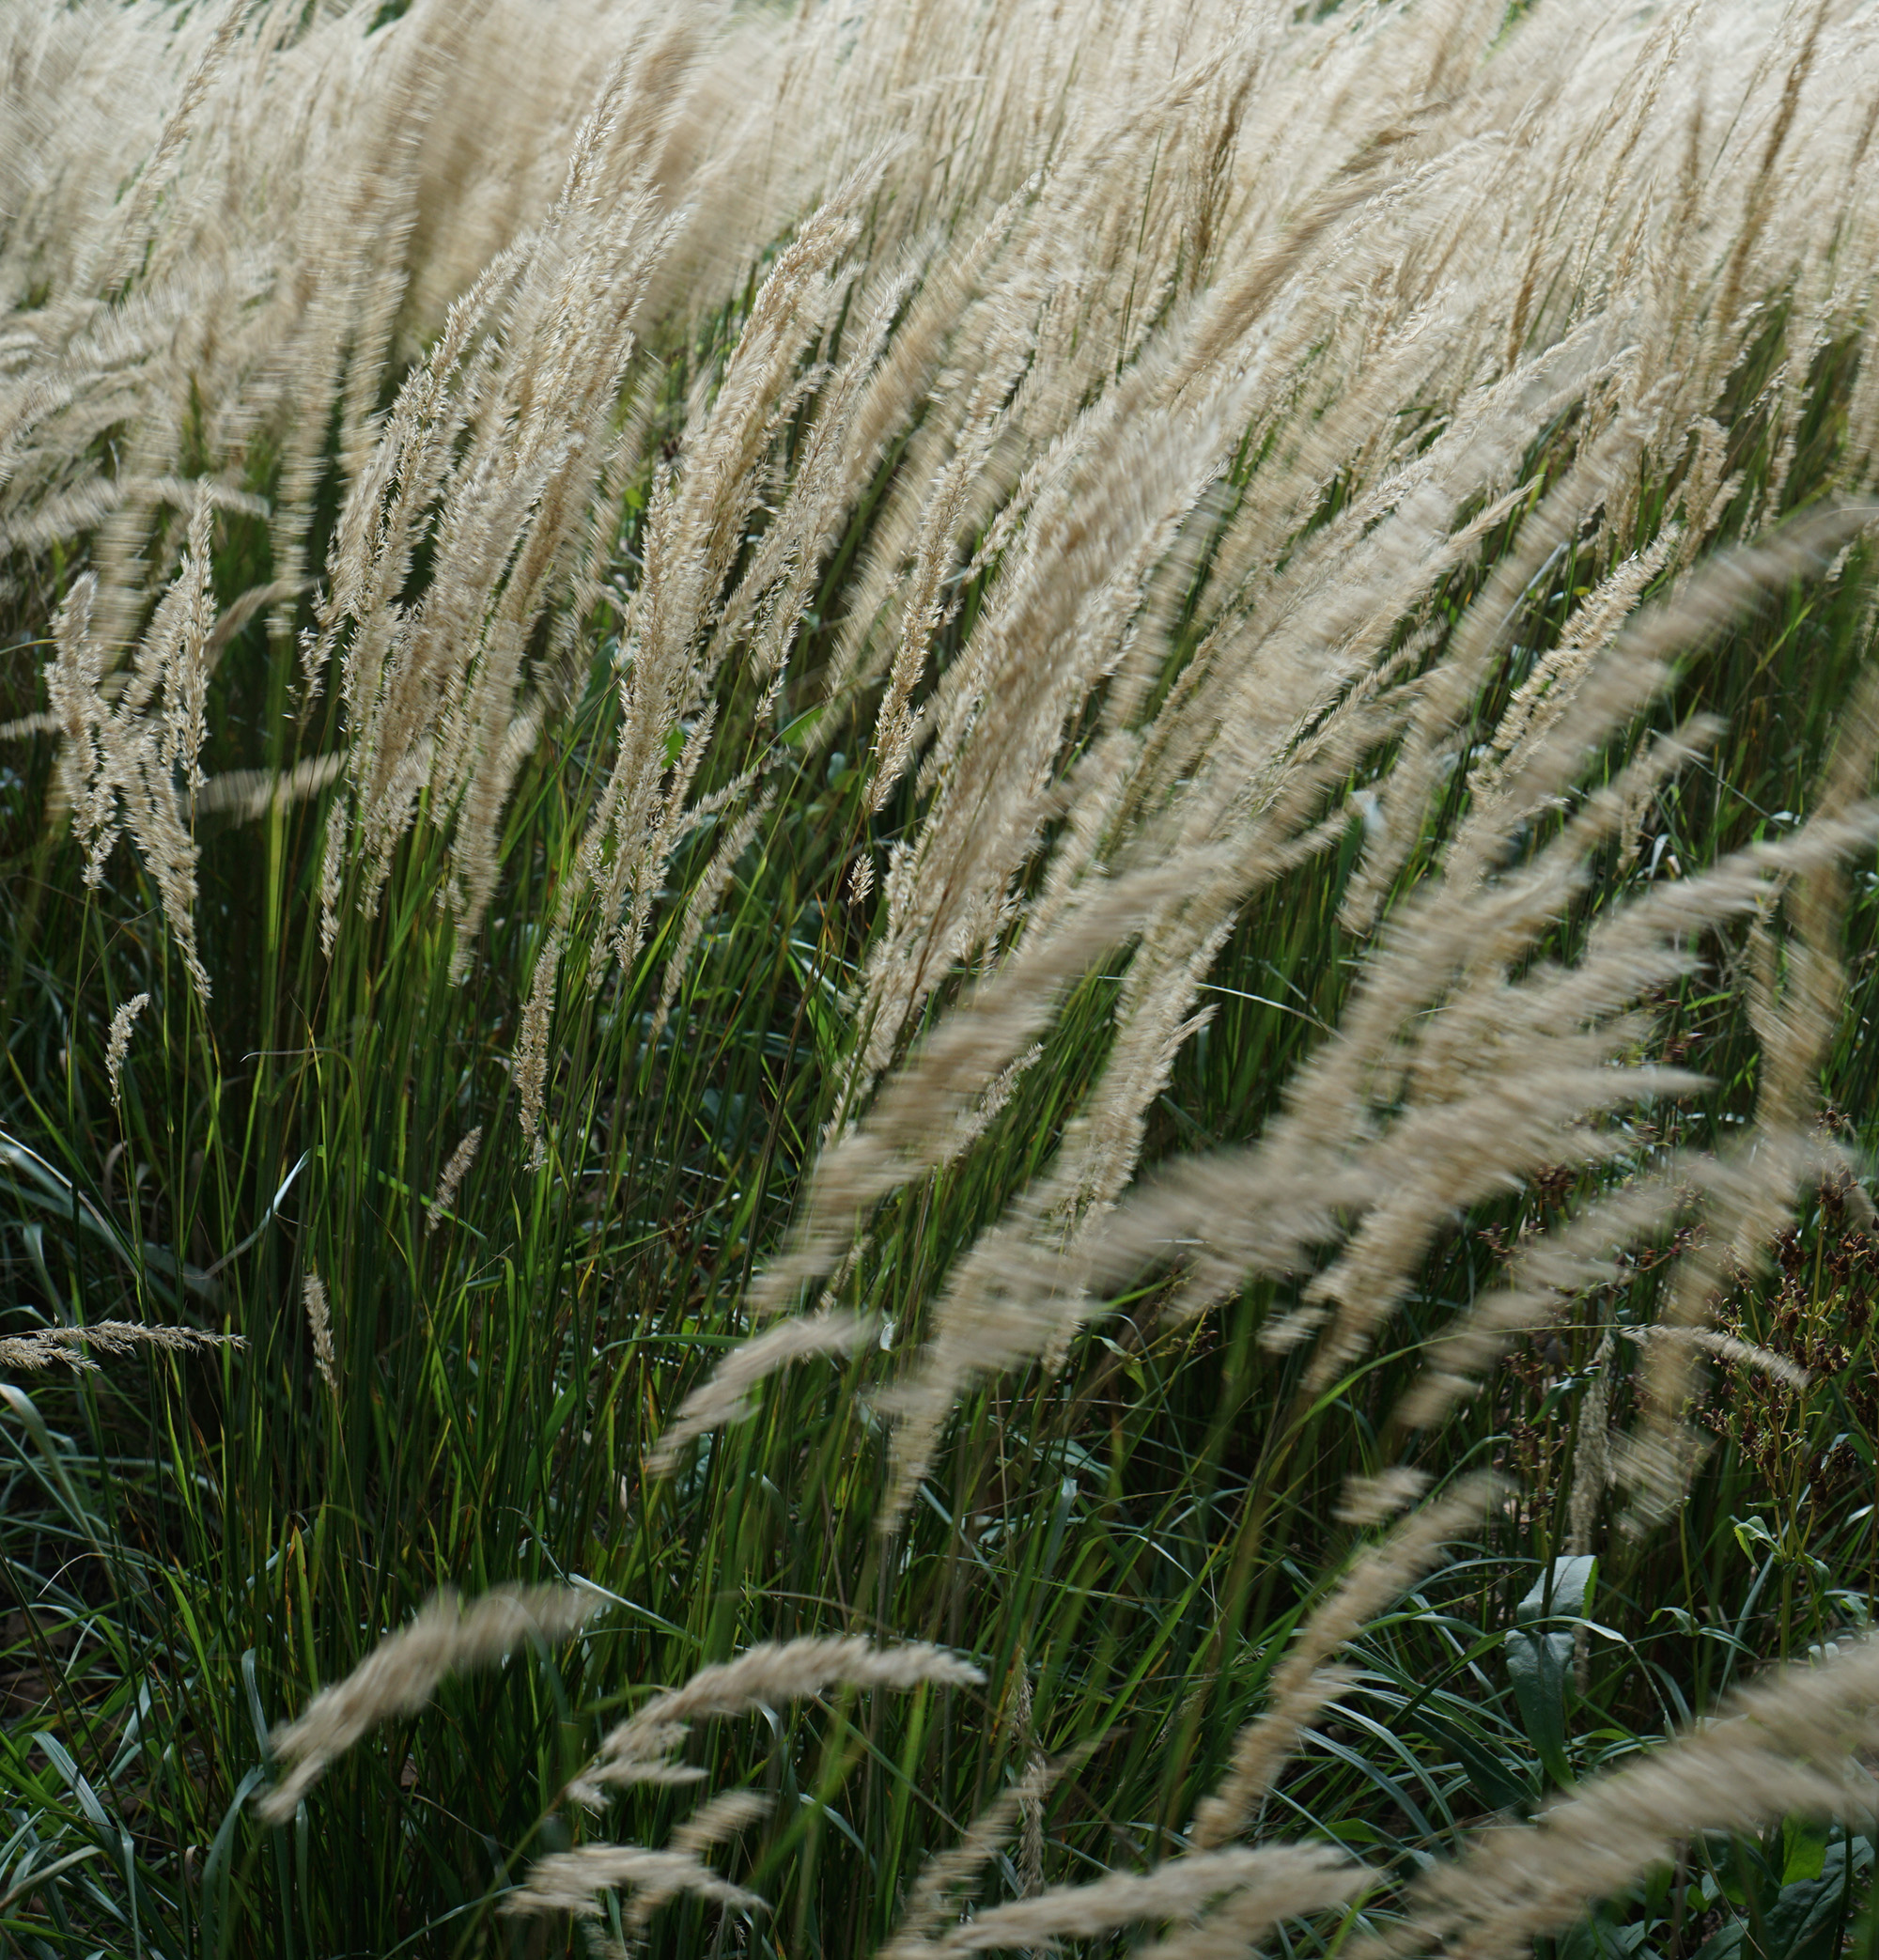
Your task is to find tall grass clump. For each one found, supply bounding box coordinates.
[3,0,1879,1953]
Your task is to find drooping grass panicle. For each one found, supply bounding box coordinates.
[0,1319,243,1375]
[44,488,218,999]
[254,1584,595,1825]
[503,1842,766,1925]
[648,1310,879,1477]
[425,1125,484,1235]
[877,1752,1076,1960]
[748,853,1237,1320]
[517,1789,780,1937]
[1621,659,1879,1529]
[301,1271,337,1399]
[104,992,150,1118]
[1188,1473,1507,1850]
[567,1637,985,1809]
[923,1843,1367,1954]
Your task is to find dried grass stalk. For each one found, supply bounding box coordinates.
[927,1843,1364,1953]
[104,992,150,1117]
[879,1752,1077,1960]
[302,1271,337,1398]
[503,1842,765,1922]
[1189,1475,1506,1849]
[649,1311,878,1475]
[255,1584,595,1824]
[568,1636,984,1808]
[0,1319,242,1374]
[426,1126,484,1235]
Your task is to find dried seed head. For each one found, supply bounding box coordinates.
[255,1584,594,1825]
[0,1319,242,1375]
[105,992,151,1117]
[426,1126,484,1235]
[568,1636,984,1808]
[303,1272,338,1399]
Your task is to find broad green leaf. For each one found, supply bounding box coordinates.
[1504,1558,1596,1787]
